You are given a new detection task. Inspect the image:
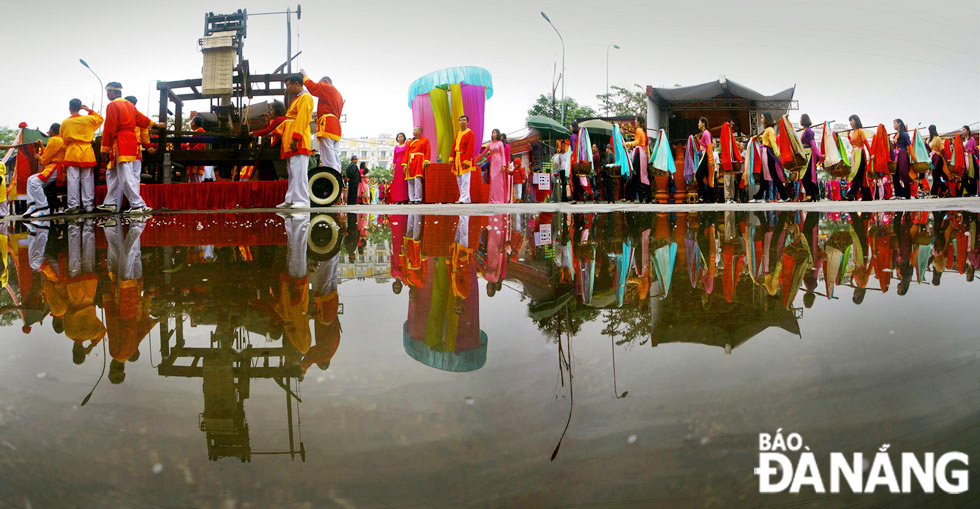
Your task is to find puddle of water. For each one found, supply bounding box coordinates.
[0,210,976,506]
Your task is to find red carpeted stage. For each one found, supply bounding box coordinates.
[94,180,288,210]
[94,169,492,210]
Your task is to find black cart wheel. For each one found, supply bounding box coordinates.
[308,167,343,207]
[308,214,343,261]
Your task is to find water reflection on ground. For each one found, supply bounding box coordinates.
[0,210,976,506]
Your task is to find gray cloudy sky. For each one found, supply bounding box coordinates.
[2,0,977,138]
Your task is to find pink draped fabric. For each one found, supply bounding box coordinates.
[460,84,485,160]
[411,95,438,162]
[390,144,409,203]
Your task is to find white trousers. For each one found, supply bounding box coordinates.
[317,138,341,171]
[456,172,471,203]
[67,166,94,210]
[407,214,422,240]
[105,221,145,281]
[312,256,339,297]
[455,215,469,248]
[105,161,146,209]
[285,215,310,279]
[26,174,47,210]
[285,154,311,206]
[29,228,48,271]
[407,177,424,202]
[514,184,523,202]
[68,221,95,276]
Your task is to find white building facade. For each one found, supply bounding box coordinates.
[338,134,400,169]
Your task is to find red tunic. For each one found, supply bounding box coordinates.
[303,78,343,141]
[403,137,431,179]
[101,97,154,163]
[450,129,475,175]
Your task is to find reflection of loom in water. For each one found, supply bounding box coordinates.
[156,300,306,463]
[148,246,306,463]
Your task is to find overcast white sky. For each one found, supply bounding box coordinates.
[1,0,976,138]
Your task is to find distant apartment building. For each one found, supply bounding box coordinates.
[340,239,392,283]
[338,134,397,169]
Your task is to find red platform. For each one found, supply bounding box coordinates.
[422,163,489,203]
[94,180,288,210]
[92,213,288,248]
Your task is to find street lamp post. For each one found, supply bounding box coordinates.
[605,44,619,117]
[541,12,565,126]
[79,59,104,115]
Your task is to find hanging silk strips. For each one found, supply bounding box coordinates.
[460,84,486,160]
[952,133,965,177]
[719,122,743,173]
[611,123,630,176]
[411,95,437,161]
[684,135,698,182]
[408,67,493,163]
[911,129,932,174]
[449,84,464,141]
[652,243,677,298]
[777,115,806,171]
[429,87,454,163]
[576,128,593,174]
[650,129,676,174]
[743,137,761,187]
[869,124,891,177]
[821,122,849,178]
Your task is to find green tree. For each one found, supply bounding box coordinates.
[527,94,597,129]
[596,84,646,118]
[370,165,392,183]
[0,126,19,145]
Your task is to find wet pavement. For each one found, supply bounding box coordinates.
[0,209,976,507]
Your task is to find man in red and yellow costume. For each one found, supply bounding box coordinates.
[448,115,475,203]
[98,82,157,214]
[300,68,343,173]
[103,220,156,384]
[403,126,430,204]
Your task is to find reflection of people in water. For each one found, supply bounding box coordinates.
[801,212,823,308]
[65,220,104,364]
[103,220,156,384]
[390,214,406,295]
[305,246,341,373]
[480,214,509,297]
[449,216,473,314]
[848,213,871,304]
[276,215,311,356]
[401,214,426,301]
